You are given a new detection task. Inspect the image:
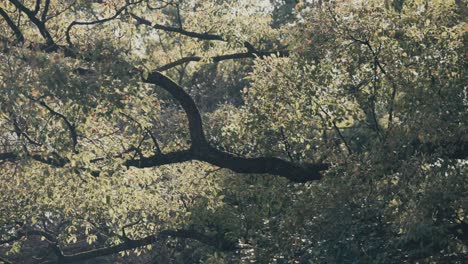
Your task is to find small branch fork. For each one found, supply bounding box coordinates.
[8,0,56,50]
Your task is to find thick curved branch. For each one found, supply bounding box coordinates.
[145,72,207,148]
[137,71,329,182]
[0,7,24,43]
[0,152,18,162]
[126,148,329,183]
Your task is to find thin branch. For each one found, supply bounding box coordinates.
[280,127,295,162]
[130,13,224,41]
[317,105,353,155]
[33,0,41,15]
[370,56,383,138]
[34,100,78,153]
[0,255,12,264]
[157,50,289,72]
[146,128,162,154]
[130,12,262,54]
[119,112,162,155]
[66,0,143,47]
[41,0,50,22]
[44,0,75,22]
[175,4,183,29]
[120,220,142,241]
[0,151,68,167]
[146,1,172,10]
[9,114,42,147]
[387,81,397,129]
[157,56,202,71]
[33,229,237,264]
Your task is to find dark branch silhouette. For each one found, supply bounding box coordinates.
[157,50,289,71]
[0,7,24,43]
[131,71,329,183]
[9,0,56,49]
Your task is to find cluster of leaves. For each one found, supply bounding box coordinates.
[204,0,467,263]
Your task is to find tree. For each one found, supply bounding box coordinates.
[0,0,466,263]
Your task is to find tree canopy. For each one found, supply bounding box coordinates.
[0,0,466,263]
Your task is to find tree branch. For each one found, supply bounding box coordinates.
[130,13,265,55]
[9,0,56,49]
[34,100,78,153]
[136,71,329,182]
[53,229,236,264]
[0,7,24,43]
[33,0,42,15]
[1,229,61,261]
[2,228,237,264]
[0,255,12,264]
[66,0,143,47]
[157,50,289,72]
[41,0,51,22]
[130,13,224,41]
[0,151,68,167]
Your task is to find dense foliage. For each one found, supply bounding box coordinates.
[0,0,466,263]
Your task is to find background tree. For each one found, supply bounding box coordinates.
[0,0,466,263]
